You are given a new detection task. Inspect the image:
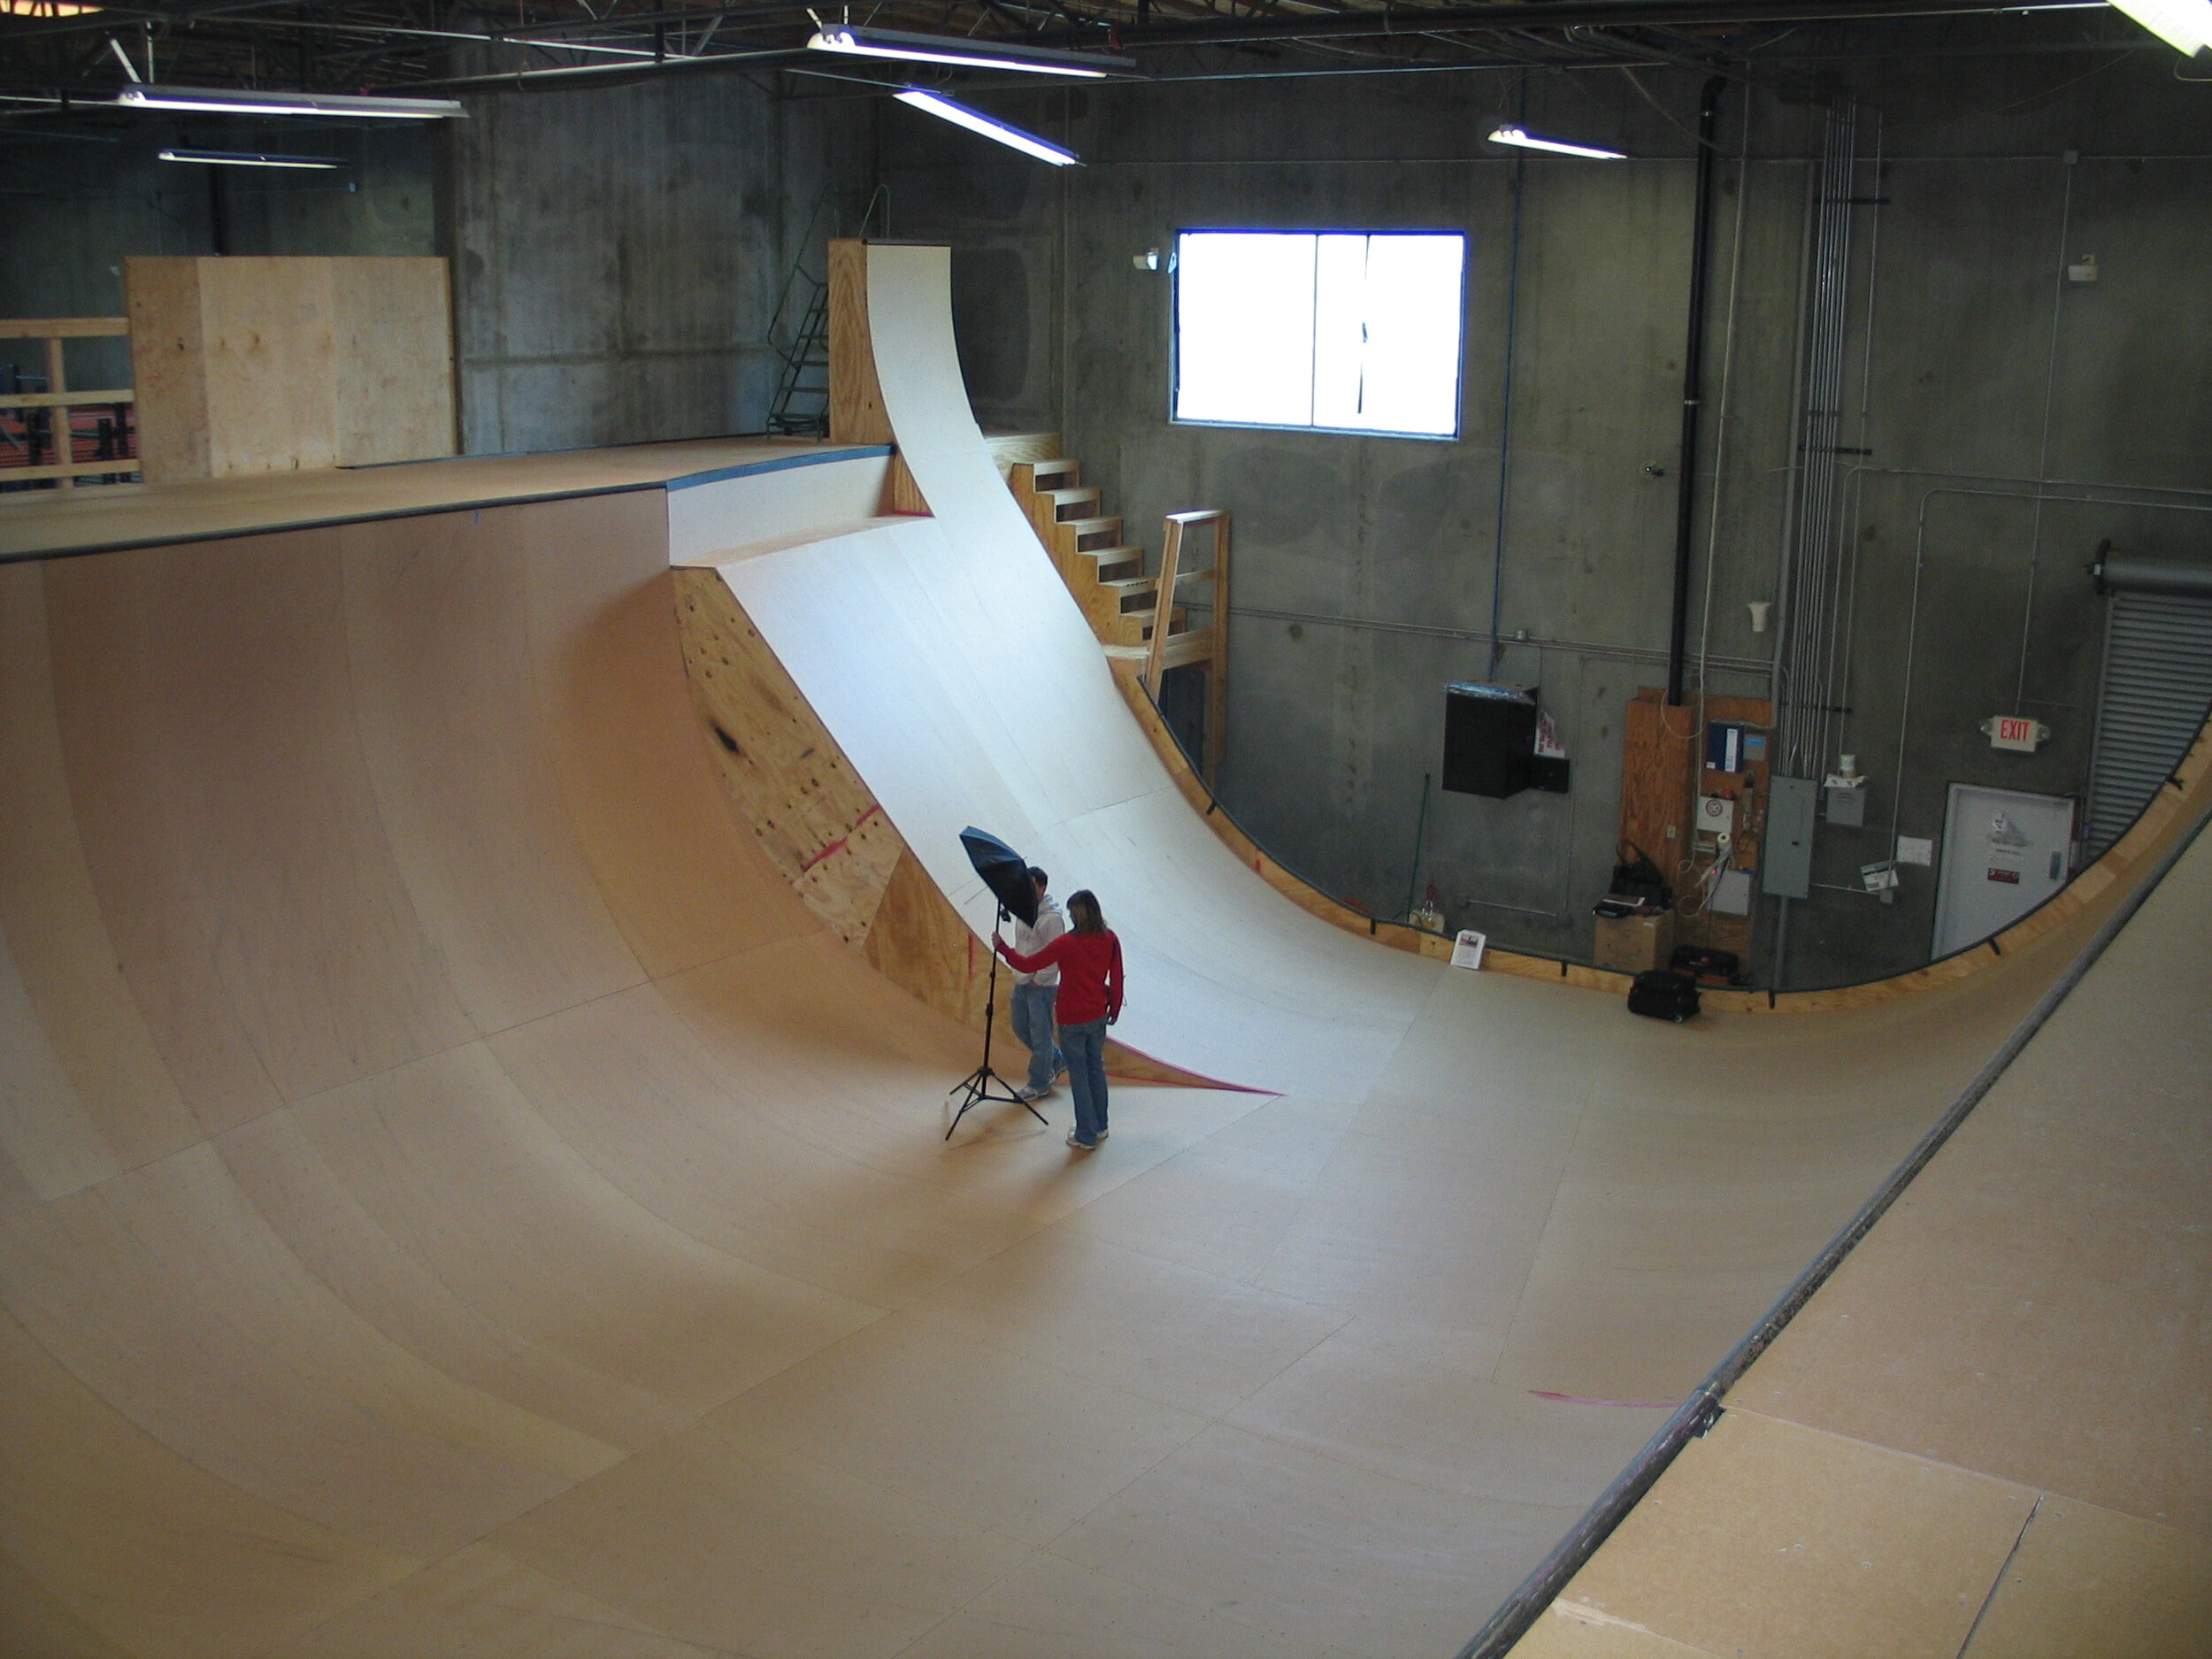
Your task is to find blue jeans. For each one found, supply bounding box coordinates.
[1060,1017,1110,1146]
[1010,982,1062,1094]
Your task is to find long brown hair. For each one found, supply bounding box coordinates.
[1066,889,1106,934]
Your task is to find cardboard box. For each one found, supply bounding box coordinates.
[1594,909,1676,974]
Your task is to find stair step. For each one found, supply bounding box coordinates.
[1065,544,1143,581]
[1042,488,1102,521]
[1110,604,1192,646]
[1016,458,1081,489]
[1100,576,1164,613]
[1059,517,1124,552]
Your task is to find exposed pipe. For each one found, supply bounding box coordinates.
[1665,74,1725,707]
[1033,0,2094,51]
[1487,73,1527,680]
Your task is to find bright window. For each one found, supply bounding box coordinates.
[1172,230,1466,439]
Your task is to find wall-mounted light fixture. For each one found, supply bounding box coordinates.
[894,88,1079,166]
[158,148,346,169]
[810,25,1135,78]
[1486,125,1627,160]
[2108,0,2211,56]
[117,85,465,119]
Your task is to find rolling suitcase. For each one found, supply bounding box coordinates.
[1628,968,1701,1023]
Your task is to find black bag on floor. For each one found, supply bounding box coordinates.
[1669,944,1741,987]
[1628,968,1701,1023]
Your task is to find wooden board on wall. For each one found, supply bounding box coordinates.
[1619,689,1699,887]
[1679,692,1774,963]
[1616,688,1773,968]
[124,257,457,483]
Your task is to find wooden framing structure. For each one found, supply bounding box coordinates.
[124,256,457,483]
[0,318,135,489]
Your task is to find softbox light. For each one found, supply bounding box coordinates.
[960,826,1040,927]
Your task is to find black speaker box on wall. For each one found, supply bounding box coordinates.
[1442,684,1538,798]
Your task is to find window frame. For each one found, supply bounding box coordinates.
[1167,227,1471,443]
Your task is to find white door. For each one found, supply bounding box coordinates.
[1932,784,2077,958]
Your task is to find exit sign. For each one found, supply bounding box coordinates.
[1982,715,2050,753]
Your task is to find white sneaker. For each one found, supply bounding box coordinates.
[1019,1085,1056,1102]
[1065,1132,1097,1150]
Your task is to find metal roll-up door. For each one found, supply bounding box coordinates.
[2085,588,2212,858]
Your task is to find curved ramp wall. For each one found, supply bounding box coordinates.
[1,412,2202,1656]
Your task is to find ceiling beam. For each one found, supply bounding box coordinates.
[1034,0,2105,49]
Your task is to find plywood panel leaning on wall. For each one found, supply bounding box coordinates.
[125,257,457,483]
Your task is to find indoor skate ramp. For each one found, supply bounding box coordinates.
[704,240,1440,1100]
[0,492,1263,1657]
[718,512,1438,1100]
[2,440,2205,1659]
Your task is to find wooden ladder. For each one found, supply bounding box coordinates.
[1005,451,1230,782]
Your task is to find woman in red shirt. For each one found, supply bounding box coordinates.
[995,889,1123,1150]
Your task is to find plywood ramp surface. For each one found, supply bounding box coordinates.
[709,242,1443,1102]
[1517,818,2212,1658]
[2,405,2203,1655]
[0,435,878,561]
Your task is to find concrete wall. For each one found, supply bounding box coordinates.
[886,47,2212,987]
[3,73,876,457]
[0,123,434,394]
[445,74,874,453]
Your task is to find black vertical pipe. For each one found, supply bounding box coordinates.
[207,165,232,256]
[1665,75,1726,708]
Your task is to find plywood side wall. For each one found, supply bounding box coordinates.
[672,568,902,947]
[673,569,1222,1087]
[827,240,890,446]
[331,257,457,465]
[123,256,456,483]
[200,257,341,477]
[122,257,209,485]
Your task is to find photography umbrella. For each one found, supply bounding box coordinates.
[960,827,1039,927]
[946,827,1048,1139]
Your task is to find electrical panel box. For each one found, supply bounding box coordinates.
[1825,784,1867,827]
[1763,776,1818,899]
[1696,795,1737,835]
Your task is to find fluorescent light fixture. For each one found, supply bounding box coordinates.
[1487,124,1628,160]
[116,84,465,119]
[159,148,346,169]
[810,25,1134,78]
[3,0,104,13]
[894,88,1079,165]
[2108,0,2212,53]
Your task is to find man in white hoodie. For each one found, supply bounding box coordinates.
[1008,866,1065,1102]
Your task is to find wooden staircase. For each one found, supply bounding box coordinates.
[998,441,1229,781]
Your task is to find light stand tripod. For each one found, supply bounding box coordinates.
[945,906,1049,1141]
